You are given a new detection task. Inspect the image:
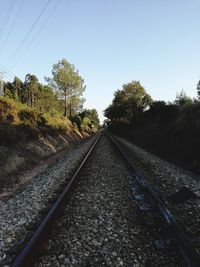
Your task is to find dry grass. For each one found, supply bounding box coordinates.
[0,97,76,146]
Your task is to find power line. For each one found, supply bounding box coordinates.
[0,0,25,55]
[13,0,62,66]
[8,0,53,63]
[0,0,16,42]
[0,63,17,80]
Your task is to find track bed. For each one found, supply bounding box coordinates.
[33,134,180,266]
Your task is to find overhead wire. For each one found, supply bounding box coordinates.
[0,0,25,55]
[8,0,53,63]
[0,0,16,42]
[0,63,18,80]
[0,63,14,75]
[13,0,62,67]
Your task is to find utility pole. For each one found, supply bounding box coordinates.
[0,71,5,96]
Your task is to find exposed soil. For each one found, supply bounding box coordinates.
[0,130,89,198]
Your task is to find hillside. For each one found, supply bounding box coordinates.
[0,97,94,192]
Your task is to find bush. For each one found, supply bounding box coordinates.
[0,97,74,144]
[71,115,82,129]
[81,117,92,132]
[37,113,47,127]
[18,109,38,126]
[0,97,20,124]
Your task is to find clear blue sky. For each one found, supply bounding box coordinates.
[0,0,199,122]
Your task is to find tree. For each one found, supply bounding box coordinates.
[197,80,200,100]
[4,77,22,101]
[103,118,110,128]
[35,84,60,113]
[24,74,39,107]
[79,109,100,128]
[150,100,166,109]
[104,81,152,124]
[12,76,23,102]
[174,90,193,105]
[69,96,85,116]
[4,82,15,99]
[46,59,85,117]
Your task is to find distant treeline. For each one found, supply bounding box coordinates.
[0,58,100,145]
[104,80,200,173]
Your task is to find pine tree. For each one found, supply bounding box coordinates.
[197,80,200,100]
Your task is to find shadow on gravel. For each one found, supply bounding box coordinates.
[169,186,197,204]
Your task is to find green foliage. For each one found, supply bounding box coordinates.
[103,119,110,128]
[2,61,86,119]
[105,78,200,172]
[0,97,21,123]
[69,96,85,116]
[70,115,82,129]
[174,90,193,105]
[71,108,100,132]
[0,97,73,145]
[150,100,166,109]
[2,72,74,120]
[79,109,100,128]
[197,80,200,100]
[81,117,92,131]
[4,82,18,100]
[13,76,23,102]
[35,85,61,113]
[46,58,85,117]
[104,81,152,125]
[18,109,38,126]
[1,59,99,137]
[37,113,47,127]
[23,74,39,107]
[42,112,71,132]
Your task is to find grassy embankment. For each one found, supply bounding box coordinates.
[0,97,93,189]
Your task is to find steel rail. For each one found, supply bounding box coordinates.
[106,131,200,267]
[12,131,102,267]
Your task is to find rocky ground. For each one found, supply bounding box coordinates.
[0,130,83,194]
[0,134,97,267]
[116,136,200,252]
[34,134,181,267]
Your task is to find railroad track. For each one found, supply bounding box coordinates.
[107,133,200,267]
[11,131,200,267]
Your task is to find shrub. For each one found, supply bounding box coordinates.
[71,115,82,129]
[37,113,47,127]
[81,117,92,132]
[18,109,38,126]
[0,97,20,124]
[0,97,74,145]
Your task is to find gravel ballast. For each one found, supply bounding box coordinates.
[116,136,200,251]
[34,134,180,267]
[0,135,97,266]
